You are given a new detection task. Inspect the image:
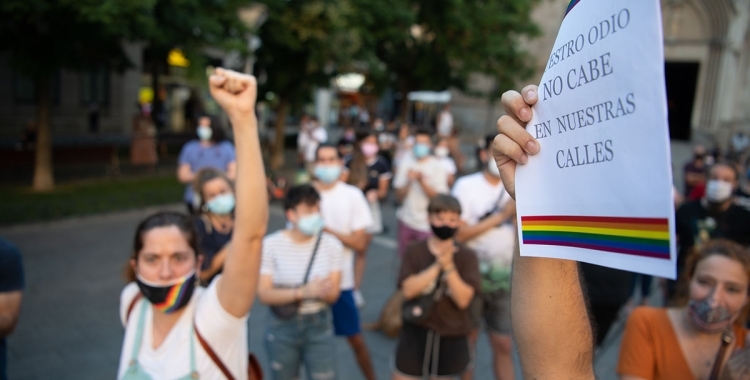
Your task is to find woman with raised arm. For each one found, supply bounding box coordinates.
[117,68,267,379]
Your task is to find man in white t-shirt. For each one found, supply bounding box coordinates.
[393,128,450,257]
[312,143,377,380]
[452,135,517,380]
[435,137,457,187]
[437,103,454,138]
[303,117,328,174]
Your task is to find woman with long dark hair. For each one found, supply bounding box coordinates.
[118,69,266,379]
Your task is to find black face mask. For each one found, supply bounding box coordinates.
[431,225,458,240]
[135,271,197,314]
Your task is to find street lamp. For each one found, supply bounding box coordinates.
[237,3,268,74]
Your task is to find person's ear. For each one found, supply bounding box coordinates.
[130,258,138,275]
[195,254,204,273]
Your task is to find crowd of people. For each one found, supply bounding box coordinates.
[125,73,750,380]
[4,69,750,380]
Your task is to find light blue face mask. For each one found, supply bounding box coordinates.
[297,213,324,236]
[314,165,342,184]
[413,143,431,159]
[206,193,235,215]
[197,126,212,141]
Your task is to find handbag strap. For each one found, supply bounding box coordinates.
[126,292,144,324]
[709,331,734,380]
[301,232,323,284]
[195,323,236,380]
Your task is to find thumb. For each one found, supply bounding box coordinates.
[209,74,227,88]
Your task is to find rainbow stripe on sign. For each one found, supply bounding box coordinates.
[565,0,581,16]
[521,216,670,259]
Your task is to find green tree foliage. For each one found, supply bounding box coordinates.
[352,0,541,114]
[0,0,154,191]
[254,0,361,169]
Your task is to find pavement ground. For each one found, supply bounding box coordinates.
[2,197,649,380]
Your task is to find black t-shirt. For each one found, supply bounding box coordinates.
[0,238,24,380]
[345,156,392,193]
[397,240,481,337]
[193,216,232,283]
[675,200,750,274]
[735,188,750,212]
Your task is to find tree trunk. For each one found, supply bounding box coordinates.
[32,76,54,191]
[271,99,289,170]
[398,78,411,124]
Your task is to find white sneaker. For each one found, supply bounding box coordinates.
[354,290,365,309]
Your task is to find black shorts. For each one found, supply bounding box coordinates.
[393,322,471,378]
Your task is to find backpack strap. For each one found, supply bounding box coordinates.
[194,324,235,380]
[125,293,144,324]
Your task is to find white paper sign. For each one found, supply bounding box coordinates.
[515,0,677,279]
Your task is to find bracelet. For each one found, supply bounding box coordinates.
[444,265,456,274]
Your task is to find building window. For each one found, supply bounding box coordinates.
[12,72,61,105]
[81,68,110,106]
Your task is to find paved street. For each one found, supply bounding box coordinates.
[1,195,639,380]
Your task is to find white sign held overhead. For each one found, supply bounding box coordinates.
[515,0,677,279]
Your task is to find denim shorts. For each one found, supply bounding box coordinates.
[265,309,337,380]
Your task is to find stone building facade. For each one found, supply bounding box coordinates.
[451,0,750,147]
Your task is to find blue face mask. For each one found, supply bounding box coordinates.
[413,143,431,159]
[206,193,235,215]
[314,165,342,184]
[297,213,324,236]
[197,126,212,141]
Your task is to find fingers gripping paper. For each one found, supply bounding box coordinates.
[515,0,677,279]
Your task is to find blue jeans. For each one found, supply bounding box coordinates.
[264,310,337,380]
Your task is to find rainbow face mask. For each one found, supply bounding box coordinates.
[135,270,197,313]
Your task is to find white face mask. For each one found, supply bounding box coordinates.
[435,147,449,158]
[705,180,734,203]
[487,156,501,177]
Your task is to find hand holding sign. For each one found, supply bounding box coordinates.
[510,0,676,279]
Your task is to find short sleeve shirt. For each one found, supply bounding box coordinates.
[178,140,237,203]
[397,241,481,337]
[318,182,373,290]
[261,231,343,313]
[345,156,392,193]
[0,238,24,380]
[618,307,747,380]
[393,157,449,231]
[193,216,232,283]
[117,276,248,379]
[451,173,514,291]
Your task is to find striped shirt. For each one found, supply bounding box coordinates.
[261,230,344,314]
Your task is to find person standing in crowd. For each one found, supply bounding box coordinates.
[684,145,708,199]
[436,104,454,139]
[452,134,516,380]
[393,122,415,175]
[192,168,236,286]
[670,162,750,303]
[393,195,481,380]
[435,137,457,187]
[302,117,328,175]
[177,115,237,214]
[734,162,750,212]
[118,68,267,379]
[0,237,23,380]
[297,114,311,169]
[618,239,750,379]
[131,103,159,169]
[343,131,392,305]
[257,184,343,380]
[313,144,377,380]
[730,131,750,161]
[394,128,449,258]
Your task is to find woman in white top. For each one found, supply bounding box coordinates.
[118,68,267,380]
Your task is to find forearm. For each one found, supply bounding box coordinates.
[258,286,302,306]
[326,230,367,252]
[177,166,195,184]
[218,114,268,315]
[456,213,507,243]
[444,270,474,309]
[0,315,16,337]
[377,179,390,199]
[395,186,410,202]
[418,180,439,198]
[511,239,594,378]
[401,263,441,299]
[199,248,228,282]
